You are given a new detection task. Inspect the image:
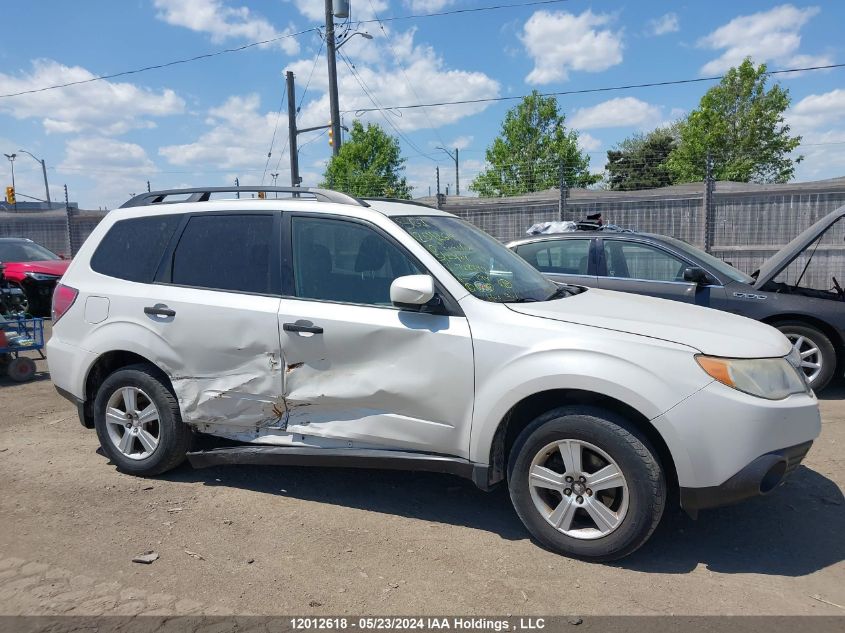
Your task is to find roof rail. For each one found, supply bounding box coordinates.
[363,197,436,209]
[119,187,370,209]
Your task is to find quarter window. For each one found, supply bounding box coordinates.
[91,215,180,283]
[171,214,274,294]
[517,239,591,275]
[291,216,422,306]
[603,241,687,282]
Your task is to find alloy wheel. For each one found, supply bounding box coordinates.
[787,333,823,385]
[528,439,629,540]
[104,386,161,460]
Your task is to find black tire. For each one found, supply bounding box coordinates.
[774,321,836,391]
[93,364,192,476]
[9,282,31,315]
[508,406,665,562]
[7,356,36,382]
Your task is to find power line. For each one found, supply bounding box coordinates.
[0,27,319,99]
[261,83,287,185]
[347,63,845,113]
[366,0,448,150]
[354,0,572,24]
[337,50,435,162]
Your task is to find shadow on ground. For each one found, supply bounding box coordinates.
[154,456,843,576]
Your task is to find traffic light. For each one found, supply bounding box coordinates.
[328,121,333,147]
[5,186,14,204]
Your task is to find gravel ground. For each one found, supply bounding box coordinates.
[0,324,843,616]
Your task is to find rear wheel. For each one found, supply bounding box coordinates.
[508,406,665,561]
[774,321,836,391]
[94,364,192,476]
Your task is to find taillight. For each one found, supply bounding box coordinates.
[52,283,78,323]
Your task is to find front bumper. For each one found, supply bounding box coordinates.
[679,440,812,516]
[651,380,821,491]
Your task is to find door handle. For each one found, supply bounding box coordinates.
[283,322,323,334]
[144,305,176,317]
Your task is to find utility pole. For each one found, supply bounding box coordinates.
[558,160,568,221]
[64,184,73,256]
[435,166,441,209]
[286,70,301,188]
[703,150,715,253]
[235,177,240,198]
[18,150,52,206]
[437,147,460,196]
[146,180,151,193]
[325,0,342,157]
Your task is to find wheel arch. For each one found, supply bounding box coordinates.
[80,350,174,428]
[485,389,679,498]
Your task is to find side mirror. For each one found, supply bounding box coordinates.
[391,275,435,309]
[683,266,710,285]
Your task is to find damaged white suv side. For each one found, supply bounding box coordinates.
[48,187,821,561]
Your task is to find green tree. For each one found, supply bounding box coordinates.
[667,59,802,183]
[606,127,677,191]
[471,91,598,197]
[320,121,411,198]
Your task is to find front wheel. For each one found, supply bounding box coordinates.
[508,406,665,562]
[93,364,192,476]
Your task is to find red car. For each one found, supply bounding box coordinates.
[0,238,70,316]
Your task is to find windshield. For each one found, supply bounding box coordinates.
[0,241,60,263]
[659,235,754,284]
[393,215,559,302]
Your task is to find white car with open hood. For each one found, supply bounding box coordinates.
[47,187,821,561]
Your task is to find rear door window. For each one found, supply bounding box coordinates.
[603,240,687,282]
[517,239,591,274]
[90,215,181,283]
[170,214,276,294]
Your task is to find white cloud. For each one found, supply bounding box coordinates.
[520,10,623,85]
[159,93,288,172]
[154,0,300,54]
[404,0,455,11]
[698,4,823,75]
[57,137,158,207]
[449,136,473,151]
[789,89,845,130]
[577,133,602,152]
[288,27,500,132]
[568,97,662,130]
[0,60,184,135]
[648,12,679,36]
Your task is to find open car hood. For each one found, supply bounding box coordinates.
[754,204,845,287]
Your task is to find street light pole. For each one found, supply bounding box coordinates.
[437,147,460,196]
[18,149,51,205]
[325,0,342,157]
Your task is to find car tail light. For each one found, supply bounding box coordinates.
[52,283,78,323]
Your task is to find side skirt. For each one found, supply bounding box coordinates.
[187,445,493,491]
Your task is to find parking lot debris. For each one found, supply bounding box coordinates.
[184,550,205,561]
[810,595,844,610]
[131,551,159,564]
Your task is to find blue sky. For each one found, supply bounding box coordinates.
[1,1,844,208]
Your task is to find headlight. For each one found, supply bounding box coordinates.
[696,354,809,400]
[24,272,59,281]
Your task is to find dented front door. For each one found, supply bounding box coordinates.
[278,213,475,457]
[278,300,474,457]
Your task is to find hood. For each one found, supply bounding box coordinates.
[507,288,791,359]
[5,260,70,277]
[754,204,845,287]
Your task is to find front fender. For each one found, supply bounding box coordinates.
[468,335,710,486]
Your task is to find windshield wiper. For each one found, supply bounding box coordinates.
[545,285,573,301]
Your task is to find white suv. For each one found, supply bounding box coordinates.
[48,187,821,561]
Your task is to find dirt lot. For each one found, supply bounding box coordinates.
[0,324,843,616]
